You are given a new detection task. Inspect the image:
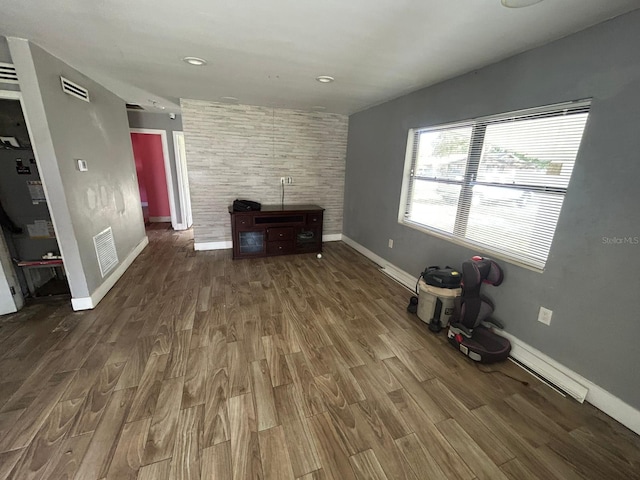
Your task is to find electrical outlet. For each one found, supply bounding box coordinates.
[538,306,553,325]
[388,239,394,248]
[287,177,293,184]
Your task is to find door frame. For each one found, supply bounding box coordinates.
[129,128,178,230]
[172,131,192,229]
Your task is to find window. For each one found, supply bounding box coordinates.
[400,100,591,270]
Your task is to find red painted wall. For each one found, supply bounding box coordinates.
[131,133,170,218]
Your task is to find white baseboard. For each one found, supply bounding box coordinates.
[342,235,416,291]
[71,236,149,311]
[70,296,93,311]
[322,233,343,242]
[583,377,640,436]
[380,263,417,292]
[341,235,385,266]
[194,240,233,251]
[499,331,640,435]
[341,234,640,436]
[498,331,589,402]
[149,216,171,223]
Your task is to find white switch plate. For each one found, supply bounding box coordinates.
[538,306,553,325]
[77,159,88,172]
[388,239,394,248]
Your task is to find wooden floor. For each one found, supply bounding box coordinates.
[1,225,639,480]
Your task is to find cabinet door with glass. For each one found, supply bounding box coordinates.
[295,226,321,252]
[237,230,265,256]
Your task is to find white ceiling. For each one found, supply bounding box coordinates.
[0,0,638,114]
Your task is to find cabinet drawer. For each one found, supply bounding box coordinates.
[307,213,322,224]
[235,215,253,228]
[267,241,294,255]
[267,227,294,242]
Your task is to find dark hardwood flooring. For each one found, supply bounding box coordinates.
[0,224,639,479]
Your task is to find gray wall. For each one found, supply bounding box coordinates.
[344,10,640,409]
[181,100,348,245]
[9,39,146,299]
[127,110,184,225]
[0,36,19,92]
[0,36,12,63]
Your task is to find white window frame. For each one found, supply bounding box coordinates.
[398,100,591,272]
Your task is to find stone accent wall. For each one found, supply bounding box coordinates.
[181,100,348,245]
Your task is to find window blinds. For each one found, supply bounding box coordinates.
[403,100,591,270]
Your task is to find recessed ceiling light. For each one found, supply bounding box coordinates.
[501,0,543,7]
[315,75,335,83]
[182,56,207,66]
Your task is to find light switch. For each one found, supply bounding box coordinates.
[77,159,88,172]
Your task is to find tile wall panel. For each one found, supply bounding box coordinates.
[181,100,348,244]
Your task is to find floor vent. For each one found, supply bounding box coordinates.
[0,62,19,84]
[94,227,118,277]
[60,76,90,102]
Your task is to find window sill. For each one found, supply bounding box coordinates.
[399,218,545,274]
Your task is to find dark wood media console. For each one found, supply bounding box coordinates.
[229,204,324,259]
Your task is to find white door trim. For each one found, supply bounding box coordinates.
[172,131,192,229]
[130,128,178,230]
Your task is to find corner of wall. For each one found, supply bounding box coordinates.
[7,37,90,299]
[71,235,149,310]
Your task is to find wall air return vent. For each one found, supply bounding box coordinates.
[0,62,19,84]
[93,226,119,277]
[60,76,90,102]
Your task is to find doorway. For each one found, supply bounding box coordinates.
[130,129,176,228]
[0,96,70,313]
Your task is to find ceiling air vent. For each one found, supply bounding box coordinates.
[0,62,19,85]
[126,103,144,110]
[60,76,90,102]
[93,226,118,277]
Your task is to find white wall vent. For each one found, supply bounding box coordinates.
[0,62,19,85]
[60,76,90,102]
[93,227,118,277]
